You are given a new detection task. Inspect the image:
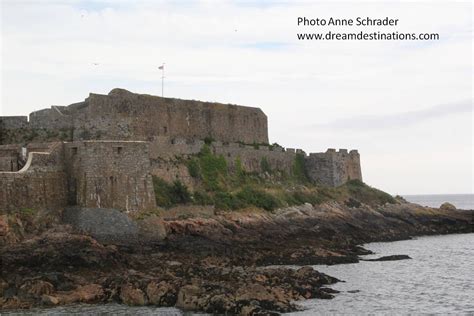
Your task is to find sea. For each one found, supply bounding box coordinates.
[402,193,473,210]
[4,194,473,315]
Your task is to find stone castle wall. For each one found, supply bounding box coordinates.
[64,141,156,212]
[0,145,22,172]
[0,116,29,129]
[306,149,362,186]
[148,140,302,188]
[0,141,156,212]
[0,88,363,210]
[4,89,268,144]
[29,106,74,130]
[0,142,68,211]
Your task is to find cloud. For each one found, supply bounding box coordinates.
[312,100,472,131]
[1,0,472,194]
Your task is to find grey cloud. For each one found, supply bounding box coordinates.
[313,100,472,131]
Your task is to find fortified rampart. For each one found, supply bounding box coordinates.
[1,88,268,144]
[306,149,362,186]
[64,141,156,212]
[0,88,363,212]
[0,116,28,129]
[0,141,156,212]
[0,142,68,211]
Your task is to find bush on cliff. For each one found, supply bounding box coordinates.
[292,153,310,183]
[187,145,228,191]
[343,179,396,206]
[153,177,192,208]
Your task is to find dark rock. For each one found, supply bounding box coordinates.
[362,255,411,261]
[120,284,146,306]
[440,202,456,211]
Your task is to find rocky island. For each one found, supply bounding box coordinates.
[1,89,472,315]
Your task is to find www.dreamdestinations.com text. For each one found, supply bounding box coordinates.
[297,17,440,41]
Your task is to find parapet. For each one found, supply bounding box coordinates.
[0,116,28,129]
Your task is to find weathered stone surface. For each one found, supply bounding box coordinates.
[41,294,60,306]
[362,255,411,261]
[137,216,167,242]
[5,88,268,144]
[63,207,139,244]
[20,280,54,296]
[0,201,472,313]
[440,202,456,211]
[176,285,203,310]
[58,284,104,304]
[120,284,146,306]
[306,149,362,186]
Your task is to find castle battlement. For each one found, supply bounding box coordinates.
[0,89,362,211]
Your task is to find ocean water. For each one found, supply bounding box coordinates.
[291,233,474,315]
[403,194,473,210]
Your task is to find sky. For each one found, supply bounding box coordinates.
[0,0,472,195]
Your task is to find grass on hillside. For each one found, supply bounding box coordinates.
[152,145,396,211]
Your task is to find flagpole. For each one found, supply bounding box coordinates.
[160,63,165,97]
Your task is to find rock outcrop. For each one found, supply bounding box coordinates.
[0,201,472,313]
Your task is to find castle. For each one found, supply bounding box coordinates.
[0,89,362,212]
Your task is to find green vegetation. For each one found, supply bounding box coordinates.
[158,148,396,212]
[292,153,309,182]
[152,177,192,208]
[344,179,397,206]
[19,208,37,217]
[203,136,214,145]
[187,145,228,191]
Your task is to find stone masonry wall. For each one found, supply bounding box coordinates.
[149,140,361,187]
[0,116,29,129]
[305,149,362,186]
[0,142,68,211]
[0,145,22,172]
[64,141,156,212]
[11,89,268,145]
[148,140,306,188]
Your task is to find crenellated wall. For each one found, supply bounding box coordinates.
[306,149,362,186]
[1,88,362,197]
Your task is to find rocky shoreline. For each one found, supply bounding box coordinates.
[1,201,472,315]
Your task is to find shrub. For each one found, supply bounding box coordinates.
[204,136,214,145]
[214,191,245,210]
[193,191,214,205]
[235,186,281,211]
[198,145,228,191]
[152,177,192,208]
[292,153,309,182]
[344,179,396,205]
[187,158,201,178]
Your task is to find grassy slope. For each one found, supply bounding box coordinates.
[153,144,396,212]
